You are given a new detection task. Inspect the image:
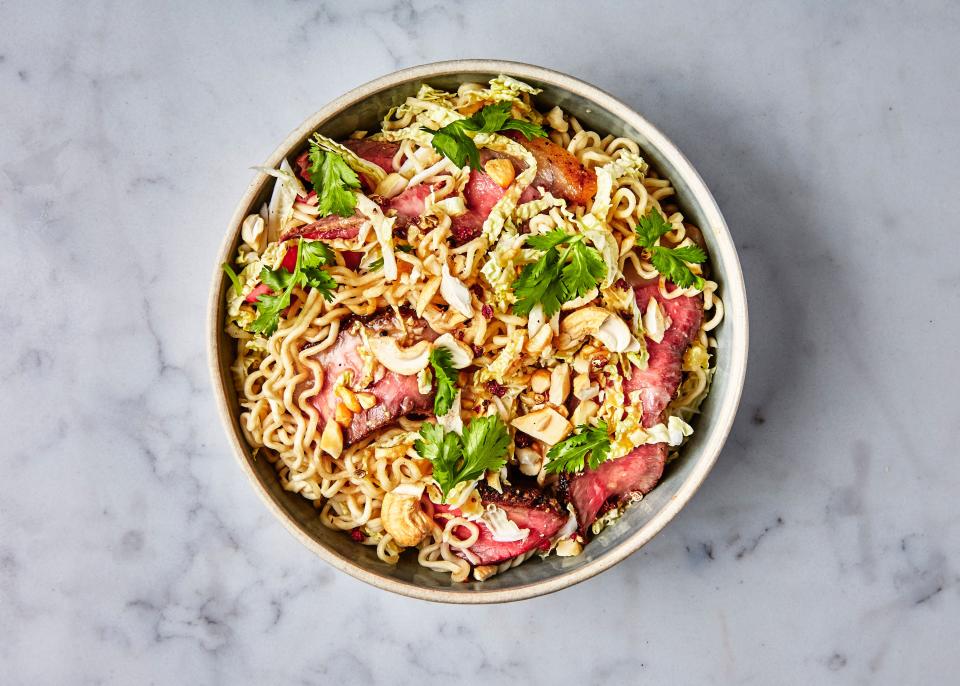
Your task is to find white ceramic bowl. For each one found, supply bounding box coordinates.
[208,60,748,603]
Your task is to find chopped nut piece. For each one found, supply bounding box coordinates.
[334,402,353,427]
[473,564,499,581]
[555,539,583,557]
[526,323,553,354]
[573,373,600,401]
[483,158,515,188]
[572,399,599,425]
[549,362,571,406]
[356,392,377,410]
[511,407,572,445]
[335,385,362,413]
[530,369,551,394]
[320,419,343,458]
[516,447,543,476]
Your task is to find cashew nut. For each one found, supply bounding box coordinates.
[366,336,431,375]
[381,486,432,547]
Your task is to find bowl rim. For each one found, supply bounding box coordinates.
[208,59,748,604]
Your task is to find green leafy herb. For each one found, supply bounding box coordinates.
[250,238,337,336]
[222,262,243,296]
[414,415,510,500]
[429,347,458,416]
[427,101,547,170]
[544,421,612,474]
[367,257,384,273]
[307,141,361,218]
[512,231,607,317]
[634,210,706,289]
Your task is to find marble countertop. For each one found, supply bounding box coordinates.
[2,1,958,683]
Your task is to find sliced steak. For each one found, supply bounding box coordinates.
[383,184,432,229]
[342,139,400,174]
[567,444,667,536]
[305,312,435,445]
[450,169,506,243]
[624,284,704,426]
[569,284,703,534]
[433,483,566,565]
[282,214,366,241]
[508,133,597,207]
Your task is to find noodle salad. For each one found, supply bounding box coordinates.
[223,76,723,582]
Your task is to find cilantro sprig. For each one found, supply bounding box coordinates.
[248,238,337,336]
[427,101,546,170]
[307,136,361,218]
[544,421,612,474]
[429,347,458,417]
[635,211,706,289]
[415,415,510,500]
[512,229,606,317]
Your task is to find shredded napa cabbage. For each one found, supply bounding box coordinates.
[479,232,539,310]
[258,159,304,243]
[355,194,397,281]
[310,133,386,186]
[226,242,287,333]
[481,504,530,542]
[610,403,694,460]
[591,151,648,221]
[476,333,527,384]
[602,283,648,369]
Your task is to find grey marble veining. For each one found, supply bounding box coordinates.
[1,1,958,683]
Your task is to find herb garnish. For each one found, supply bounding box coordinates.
[634,210,706,289]
[415,415,510,500]
[307,136,361,218]
[543,421,612,474]
[429,347,458,417]
[427,101,546,170]
[512,229,606,317]
[247,238,337,336]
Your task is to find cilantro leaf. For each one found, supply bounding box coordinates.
[222,263,243,296]
[429,347,458,417]
[512,246,565,317]
[669,245,707,263]
[544,421,611,474]
[430,123,480,170]
[250,292,288,336]
[526,229,573,251]
[634,209,674,248]
[562,241,607,300]
[649,247,705,289]
[415,416,510,500]
[512,232,606,317]
[259,265,295,292]
[428,102,547,170]
[300,239,335,268]
[248,238,339,334]
[307,142,360,218]
[501,117,548,139]
[634,210,707,290]
[302,269,338,301]
[414,423,464,499]
[459,415,510,480]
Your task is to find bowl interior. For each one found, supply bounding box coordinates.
[210,62,746,602]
